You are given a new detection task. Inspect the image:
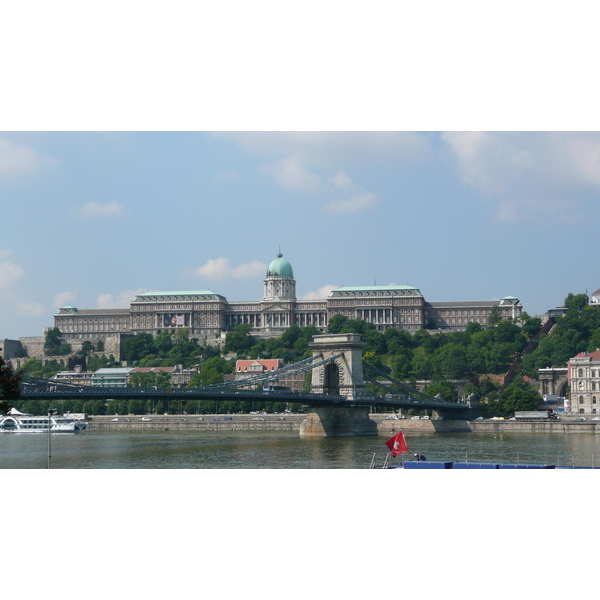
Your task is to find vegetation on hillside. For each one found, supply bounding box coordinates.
[17,292,600,416]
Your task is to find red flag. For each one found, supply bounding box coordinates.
[385,431,408,457]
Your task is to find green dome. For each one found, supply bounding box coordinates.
[267,253,294,278]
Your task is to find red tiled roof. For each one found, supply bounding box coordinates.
[235,359,282,372]
[571,350,600,361]
[592,288,600,296]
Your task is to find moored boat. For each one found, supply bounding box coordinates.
[0,408,87,433]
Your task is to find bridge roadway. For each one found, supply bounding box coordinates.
[19,384,468,411]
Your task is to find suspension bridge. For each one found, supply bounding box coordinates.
[17,333,469,436]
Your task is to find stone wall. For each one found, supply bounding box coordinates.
[0,339,25,361]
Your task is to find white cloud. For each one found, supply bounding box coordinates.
[54,290,78,308]
[332,171,355,191]
[0,261,25,289]
[301,284,338,300]
[325,191,379,214]
[192,258,267,281]
[77,201,124,218]
[96,288,145,309]
[0,139,59,176]
[442,132,600,221]
[16,301,46,316]
[262,155,321,192]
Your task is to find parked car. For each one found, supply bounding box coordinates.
[197,417,204,421]
[421,415,430,420]
[385,415,399,420]
[593,417,600,421]
[474,417,484,420]
[253,417,265,421]
[124,418,131,422]
[410,416,420,420]
[224,417,233,421]
[211,417,220,421]
[140,417,152,422]
[574,417,587,421]
[111,418,119,422]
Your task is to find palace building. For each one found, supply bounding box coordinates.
[53,251,522,343]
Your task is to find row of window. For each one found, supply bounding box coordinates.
[133,304,220,311]
[578,396,598,403]
[575,368,600,378]
[65,324,127,332]
[334,290,419,297]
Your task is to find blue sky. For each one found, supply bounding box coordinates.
[3,131,600,339]
[2,3,599,341]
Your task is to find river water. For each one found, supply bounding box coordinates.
[3,429,600,468]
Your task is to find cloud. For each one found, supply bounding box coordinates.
[0,261,25,289]
[16,301,46,316]
[77,201,124,218]
[0,139,59,177]
[54,290,78,308]
[332,171,355,191]
[191,258,267,281]
[96,288,145,309]
[218,132,431,214]
[442,132,600,221]
[262,155,322,192]
[301,284,338,300]
[325,191,379,214]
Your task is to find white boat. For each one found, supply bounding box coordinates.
[0,408,87,433]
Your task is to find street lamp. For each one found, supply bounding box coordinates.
[47,408,57,469]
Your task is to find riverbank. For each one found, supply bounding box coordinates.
[374,415,600,434]
[85,414,600,434]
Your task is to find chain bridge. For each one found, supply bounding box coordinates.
[18,333,468,436]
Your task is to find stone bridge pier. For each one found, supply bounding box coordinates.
[300,333,378,437]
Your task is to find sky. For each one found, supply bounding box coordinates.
[3,4,599,342]
[2,130,600,339]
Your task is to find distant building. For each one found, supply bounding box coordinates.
[91,368,134,388]
[51,252,523,345]
[51,365,94,387]
[568,350,600,415]
[235,358,305,391]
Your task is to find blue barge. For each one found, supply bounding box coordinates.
[386,461,593,469]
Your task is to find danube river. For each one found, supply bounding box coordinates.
[2,429,600,468]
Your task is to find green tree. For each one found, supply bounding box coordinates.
[327,314,348,334]
[225,324,254,355]
[0,357,22,414]
[44,327,63,355]
[497,382,540,417]
[123,333,156,363]
[488,305,501,326]
[81,340,94,356]
[424,380,455,402]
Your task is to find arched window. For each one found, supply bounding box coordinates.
[579,396,584,404]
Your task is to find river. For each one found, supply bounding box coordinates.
[3,429,600,468]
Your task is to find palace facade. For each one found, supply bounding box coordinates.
[53,252,523,342]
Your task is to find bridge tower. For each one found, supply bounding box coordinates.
[309,333,366,399]
[300,333,377,438]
